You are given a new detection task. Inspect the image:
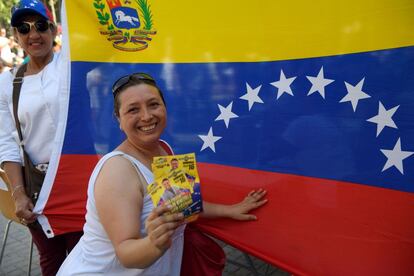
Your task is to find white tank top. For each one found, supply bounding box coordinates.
[57,151,185,276]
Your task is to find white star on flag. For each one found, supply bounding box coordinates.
[270,69,297,99]
[380,138,414,174]
[215,101,238,128]
[239,83,263,111]
[198,127,222,152]
[306,67,334,99]
[367,101,399,137]
[30,3,35,6]
[340,78,371,112]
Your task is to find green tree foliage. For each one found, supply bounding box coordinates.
[0,0,20,30]
[0,0,61,33]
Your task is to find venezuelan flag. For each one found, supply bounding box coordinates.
[37,0,414,275]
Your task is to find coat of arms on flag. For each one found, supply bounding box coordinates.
[93,0,156,51]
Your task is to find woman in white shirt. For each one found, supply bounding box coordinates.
[57,73,268,275]
[0,1,83,275]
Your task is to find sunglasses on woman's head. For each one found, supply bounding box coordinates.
[15,19,51,34]
[112,73,156,97]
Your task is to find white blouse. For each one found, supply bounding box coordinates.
[57,151,185,276]
[0,53,61,166]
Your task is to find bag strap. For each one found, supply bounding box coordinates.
[159,140,174,155]
[12,63,28,148]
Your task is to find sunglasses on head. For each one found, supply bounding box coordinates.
[15,19,51,34]
[112,73,156,97]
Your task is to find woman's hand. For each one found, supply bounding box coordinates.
[3,163,37,225]
[226,189,268,221]
[201,188,268,220]
[13,189,37,225]
[145,205,184,253]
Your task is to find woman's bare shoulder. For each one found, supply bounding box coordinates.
[95,153,143,195]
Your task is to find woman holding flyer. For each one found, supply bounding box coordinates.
[57,73,267,275]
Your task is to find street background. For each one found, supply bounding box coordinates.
[0,214,289,276]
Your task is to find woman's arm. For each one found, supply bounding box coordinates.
[95,156,184,269]
[3,161,37,224]
[0,75,35,223]
[201,189,267,220]
[0,73,22,167]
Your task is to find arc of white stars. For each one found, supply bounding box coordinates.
[204,72,410,182]
[215,101,238,128]
[306,66,335,99]
[198,127,222,153]
[367,101,399,137]
[380,138,414,174]
[239,83,263,111]
[340,77,371,112]
[270,69,297,99]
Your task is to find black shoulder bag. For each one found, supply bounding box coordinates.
[12,63,46,208]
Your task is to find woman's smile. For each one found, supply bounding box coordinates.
[139,123,157,132]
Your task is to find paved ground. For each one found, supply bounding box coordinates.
[0,215,289,276]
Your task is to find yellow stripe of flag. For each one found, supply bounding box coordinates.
[67,0,414,63]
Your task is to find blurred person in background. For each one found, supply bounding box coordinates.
[0,27,14,70]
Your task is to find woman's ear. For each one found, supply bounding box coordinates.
[50,22,56,31]
[118,118,123,131]
[114,113,121,126]
[50,23,57,37]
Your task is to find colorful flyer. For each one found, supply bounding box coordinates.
[149,153,203,222]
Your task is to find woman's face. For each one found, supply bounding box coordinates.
[13,14,55,59]
[118,83,167,148]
